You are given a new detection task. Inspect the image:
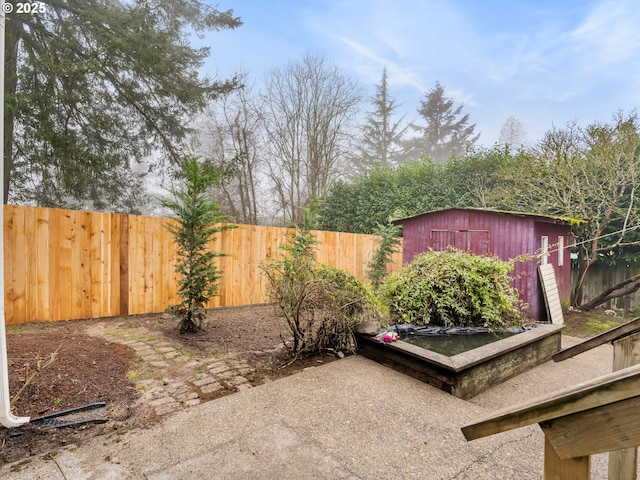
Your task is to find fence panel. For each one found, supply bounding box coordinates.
[4,207,123,324]
[4,205,403,325]
[572,262,640,312]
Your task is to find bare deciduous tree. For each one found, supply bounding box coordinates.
[261,53,362,225]
[199,82,263,225]
[492,111,640,309]
[498,116,528,150]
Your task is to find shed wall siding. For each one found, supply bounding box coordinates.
[399,209,572,320]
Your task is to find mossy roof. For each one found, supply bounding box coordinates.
[393,207,585,227]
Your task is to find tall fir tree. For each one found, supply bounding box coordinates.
[353,68,407,174]
[403,82,479,162]
[5,0,241,211]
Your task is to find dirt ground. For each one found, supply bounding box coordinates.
[0,304,337,466]
[0,304,634,466]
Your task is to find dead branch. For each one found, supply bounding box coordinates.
[578,272,640,311]
[10,346,61,407]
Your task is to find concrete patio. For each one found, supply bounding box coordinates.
[1,336,630,479]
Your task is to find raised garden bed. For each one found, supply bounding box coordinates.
[356,324,564,399]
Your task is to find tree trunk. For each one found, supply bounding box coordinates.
[572,257,590,307]
[3,19,21,204]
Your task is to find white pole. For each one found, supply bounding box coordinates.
[0,0,30,427]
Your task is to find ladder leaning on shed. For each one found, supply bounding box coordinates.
[462,317,640,480]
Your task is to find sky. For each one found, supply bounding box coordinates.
[197,0,640,147]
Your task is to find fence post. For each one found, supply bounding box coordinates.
[119,214,129,315]
[608,332,640,479]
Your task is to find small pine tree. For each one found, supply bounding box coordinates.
[367,223,402,289]
[162,157,235,333]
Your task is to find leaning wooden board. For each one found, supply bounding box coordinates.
[539,264,564,325]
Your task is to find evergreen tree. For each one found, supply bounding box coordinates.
[403,82,479,162]
[366,223,402,289]
[5,0,241,210]
[162,157,235,333]
[353,67,407,174]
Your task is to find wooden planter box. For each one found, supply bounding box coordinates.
[357,324,564,399]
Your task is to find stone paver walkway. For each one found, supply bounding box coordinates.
[98,330,258,417]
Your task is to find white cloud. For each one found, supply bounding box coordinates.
[571,0,640,67]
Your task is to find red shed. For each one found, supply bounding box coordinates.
[394,208,574,320]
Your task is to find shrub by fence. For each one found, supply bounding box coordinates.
[3,205,403,325]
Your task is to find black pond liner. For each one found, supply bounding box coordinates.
[389,324,536,357]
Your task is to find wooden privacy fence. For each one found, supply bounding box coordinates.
[3,205,403,325]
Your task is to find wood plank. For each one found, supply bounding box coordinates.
[163,220,177,308]
[103,213,112,316]
[155,217,167,310]
[4,205,19,325]
[35,208,50,323]
[540,396,640,459]
[553,317,640,362]
[57,210,74,321]
[151,216,162,312]
[119,214,129,315]
[68,210,83,318]
[129,215,144,314]
[12,206,27,324]
[231,226,244,306]
[538,264,564,325]
[246,224,264,304]
[215,223,228,307]
[105,213,115,316]
[89,212,102,318]
[230,224,242,305]
[144,216,155,313]
[608,446,637,480]
[79,211,92,319]
[543,437,590,480]
[244,225,258,304]
[613,332,640,371]
[47,209,60,321]
[108,214,119,316]
[461,363,640,441]
[24,205,37,323]
[155,218,164,309]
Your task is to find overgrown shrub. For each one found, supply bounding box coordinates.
[380,248,523,329]
[313,265,378,353]
[261,207,377,356]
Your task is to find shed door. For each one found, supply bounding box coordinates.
[430,229,490,255]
